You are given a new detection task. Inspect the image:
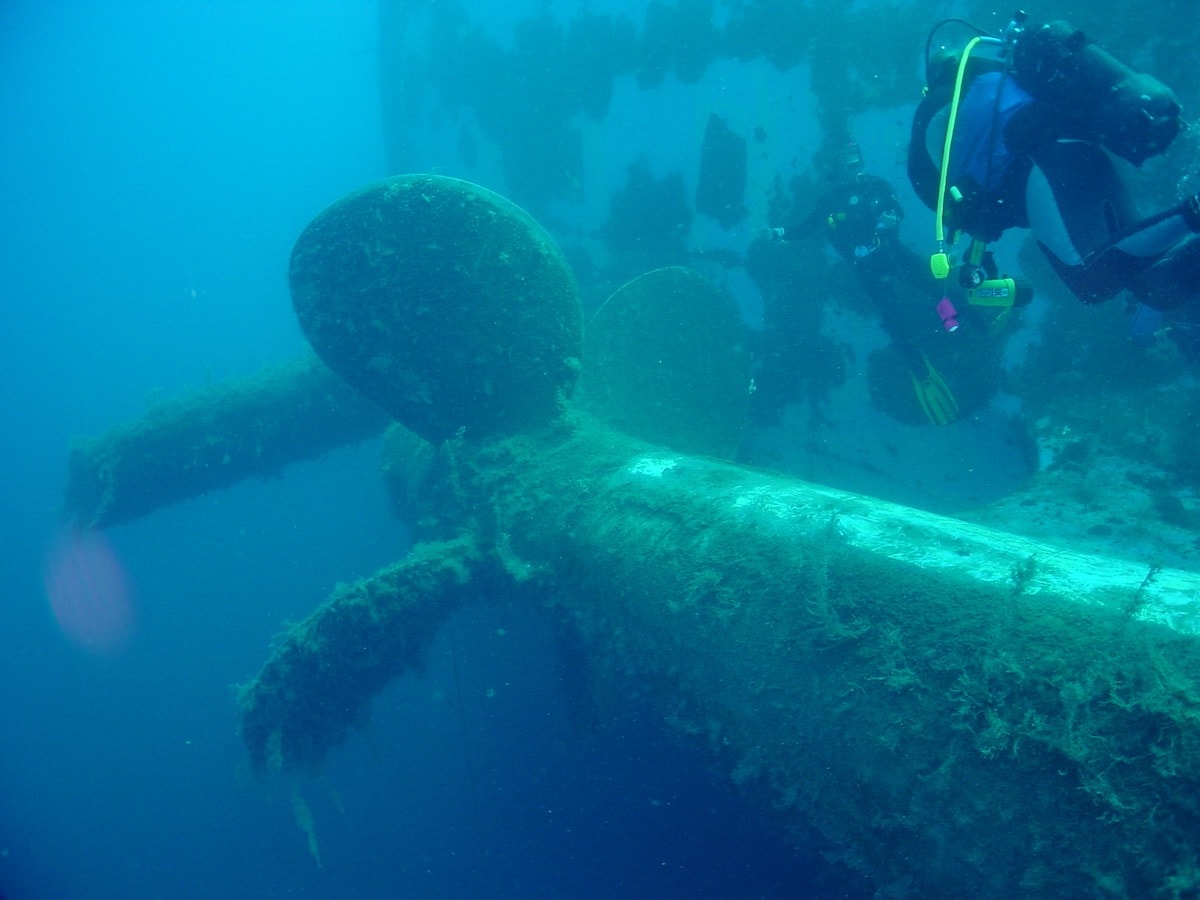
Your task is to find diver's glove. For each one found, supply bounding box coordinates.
[909,352,959,426]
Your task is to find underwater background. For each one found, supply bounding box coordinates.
[4,1,1200,897]
[0,4,835,896]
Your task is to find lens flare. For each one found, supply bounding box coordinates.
[44,527,136,653]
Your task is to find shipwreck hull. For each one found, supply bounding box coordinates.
[68,170,1200,896]
[465,423,1200,896]
[240,417,1200,896]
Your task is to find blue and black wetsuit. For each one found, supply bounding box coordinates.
[908,68,1200,313]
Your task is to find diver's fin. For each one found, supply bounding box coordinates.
[911,354,959,426]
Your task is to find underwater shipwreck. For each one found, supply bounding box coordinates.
[65,174,1200,897]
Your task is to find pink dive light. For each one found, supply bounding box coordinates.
[936,296,959,332]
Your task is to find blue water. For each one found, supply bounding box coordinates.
[1,4,869,897]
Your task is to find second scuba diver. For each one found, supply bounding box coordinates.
[770,139,1009,426]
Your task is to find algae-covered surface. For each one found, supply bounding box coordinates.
[109,161,1200,896]
[289,174,583,444]
[63,355,389,529]
[236,415,1200,896]
[55,163,1200,895]
[471,423,1200,897]
[239,535,489,775]
[579,265,752,458]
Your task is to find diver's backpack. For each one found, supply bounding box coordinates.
[1010,20,1181,166]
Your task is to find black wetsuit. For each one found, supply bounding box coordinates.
[779,174,941,363]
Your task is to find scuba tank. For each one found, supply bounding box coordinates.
[924,14,1183,169]
[1010,20,1181,166]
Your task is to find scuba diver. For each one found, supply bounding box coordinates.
[908,13,1200,355]
[768,139,1007,426]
